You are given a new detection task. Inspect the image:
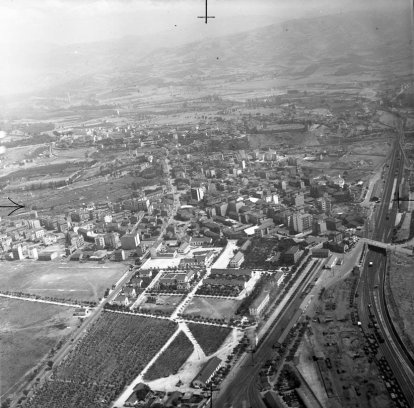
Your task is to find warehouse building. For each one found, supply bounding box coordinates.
[192,356,222,388]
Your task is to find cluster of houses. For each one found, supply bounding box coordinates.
[111,269,154,307]
[198,268,259,297]
[154,269,199,291]
[124,383,207,408]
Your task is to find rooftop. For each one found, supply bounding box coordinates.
[192,356,222,385]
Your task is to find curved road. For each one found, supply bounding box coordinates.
[358,120,414,406]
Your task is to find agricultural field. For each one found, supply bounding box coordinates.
[187,323,232,356]
[350,139,392,156]
[0,160,88,184]
[0,260,127,302]
[0,297,77,399]
[24,312,177,408]
[183,297,241,321]
[144,331,194,381]
[248,131,318,149]
[21,172,138,213]
[1,144,47,166]
[139,294,184,315]
[338,153,386,172]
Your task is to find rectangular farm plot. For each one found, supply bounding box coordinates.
[0,260,127,302]
[144,331,194,381]
[26,313,177,408]
[187,323,232,356]
[183,297,242,321]
[0,297,77,399]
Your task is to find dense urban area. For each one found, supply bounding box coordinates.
[1,4,414,408]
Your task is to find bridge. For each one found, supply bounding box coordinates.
[360,238,413,255]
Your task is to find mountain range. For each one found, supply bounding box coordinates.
[1,8,412,103]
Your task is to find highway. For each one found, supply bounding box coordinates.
[358,119,414,407]
[358,251,414,406]
[215,117,414,408]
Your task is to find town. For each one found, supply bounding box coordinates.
[1,2,414,408]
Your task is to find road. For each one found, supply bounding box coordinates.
[164,156,180,220]
[8,156,180,405]
[215,117,412,408]
[358,119,414,406]
[359,251,414,406]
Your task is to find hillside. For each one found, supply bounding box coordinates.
[2,8,412,110]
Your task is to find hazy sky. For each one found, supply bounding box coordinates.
[0,0,407,46]
[0,0,410,97]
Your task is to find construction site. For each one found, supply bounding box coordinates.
[294,269,392,408]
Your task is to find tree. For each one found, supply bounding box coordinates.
[1,398,12,408]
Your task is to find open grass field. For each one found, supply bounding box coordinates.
[340,153,386,170]
[0,260,126,302]
[0,297,77,399]
[187,323,232,356]
[25,313,177,408]
[183,297,241,320]
[395,212,411,242]
[141,257,182,270]
[248,132,312,149]
[389,253,414,353]
[144,331,193,381]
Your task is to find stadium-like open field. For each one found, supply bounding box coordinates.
[183,296,241,320]
[0,260,127,302]
[0,297,77,399]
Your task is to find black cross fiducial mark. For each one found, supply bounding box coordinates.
[198,0,215,24]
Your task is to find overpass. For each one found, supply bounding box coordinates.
[360,238,413,255]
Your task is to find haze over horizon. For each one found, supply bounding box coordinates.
[0,0,411,98]
[2,0,406,46]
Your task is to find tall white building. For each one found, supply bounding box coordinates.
[12,245,24,260]
[121,233,140,250]
[28,246,38,259]
[291,212,312,233]
[191,187,204,202]
[95,235,106,249]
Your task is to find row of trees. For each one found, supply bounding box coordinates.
[0,290,97,307]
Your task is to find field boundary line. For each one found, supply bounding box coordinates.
[105,309,172,320]
[0,293,82,308]
[178,317,238,328]
[179,321,206,359]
